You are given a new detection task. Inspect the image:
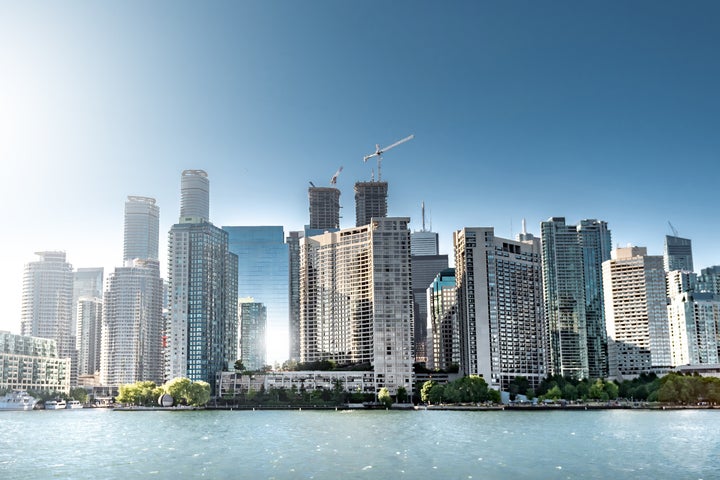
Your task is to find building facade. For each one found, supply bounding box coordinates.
[664,234,693,272]
[308,186,341,231]
[21,251,75,362]
[541,217,611,380]
[0,331,70,394]
[354,181,388,227]
[427,268,459,371]
[76,297,103,377]
[602,247,671,378]
[239,299,267,371]
[124,196,160,262]
[454,227,546,391]
[299,217,413,394]
[411,254,448,364]
[101,259,164,385]
[180,169,210,223]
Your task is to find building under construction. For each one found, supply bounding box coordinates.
[354,181,388,227]
[308,186,341,231]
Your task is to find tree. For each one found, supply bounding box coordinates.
[545,385,562,400]
[427,383,445,404]
[234,360,245,372]
[396,386,408,403]
[187,381,211,406]
[164,377,193,405]
[378,387,393,408]
[420,381,436,404]
[70,387,88,404]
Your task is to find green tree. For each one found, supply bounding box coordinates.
[70,387,88,404]
[605,380,619,400]
[378,387,393,408]
[164,377,193,405]
[234,360,245,372]
[545,385,562,400]
[420,381,436,404]
[187,381,211,406]
[428,383,445,404]
[396,386,408,403]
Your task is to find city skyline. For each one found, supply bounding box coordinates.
[2,2,720,365]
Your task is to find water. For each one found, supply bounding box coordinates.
[1,408,718,479]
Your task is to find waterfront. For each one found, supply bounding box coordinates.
[1,408,718,479]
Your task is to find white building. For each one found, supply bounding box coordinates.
[454,227,546,391]
[124,196,160,262]
[300,217,413,394]
[602,247,670,378]
[0,331,70,394]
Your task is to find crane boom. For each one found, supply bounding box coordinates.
[362,134,414,181]
[330,166,343,186]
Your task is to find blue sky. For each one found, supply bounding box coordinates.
[1,1,719,362]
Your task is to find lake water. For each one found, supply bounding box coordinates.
[1,408,718,479]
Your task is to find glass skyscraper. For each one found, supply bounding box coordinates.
[664,235,693,272]
[239,299,267,371]
[223,226,289,364]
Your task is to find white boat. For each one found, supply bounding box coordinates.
[45,400,67,410]
[0,390,39,411]
[66,400,83,409]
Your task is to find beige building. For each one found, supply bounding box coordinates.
[299,217,413,394]
[0,331,70,394]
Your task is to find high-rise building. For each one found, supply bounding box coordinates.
[180,169,210,223]
[299,217,413,394]
[411,254,448,364]
[287,230,303,362]
[698,266,720,294]
[101,259,164,385]
[71,267,104,383]
[238,299,267,371]
[541,217,611,380]
[354,181,388,227]
[223,226,288,364]
[308,186,341,231]
[411,231,439,256]
[167,170,238,390]
[0,331,70,394]
[664,235,693,272]
[124,196,160,262]
[454,227,546,391]
[602,247,671,378]
[21,251,75,361]
[427,268,458,371]
[76,297,102,377]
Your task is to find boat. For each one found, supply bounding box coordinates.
[45,400,67,410]
[66,400,83,409]
[0,390,39,411]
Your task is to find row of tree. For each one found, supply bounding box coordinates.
[116,378,211,407]
[420,375,501,404]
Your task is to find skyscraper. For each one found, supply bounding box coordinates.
[286,230,303,362]
[101,259,164,385]
[541,217,611,380]
[354,181,388,227]
[602,247,670,378]
[167,170,238,389]
[21,251,75,361]
[72,267,104,356]
[238,299,267,371]
[427,268,458,371]
[308,186,341,231]
[411,231,439,256]
[124,196,160,262]
[76,296,102,378]
[180,169,210,223]
[411,254,448,364]
[300,217,413,394]
[454,227,546,391]
[223,226,288,364]
[664,235,694,272]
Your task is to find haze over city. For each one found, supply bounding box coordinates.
[2,1,719,364]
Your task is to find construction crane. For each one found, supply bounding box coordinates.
[668,221,679,237]
[363,134,414,181]
[330,166,343,186]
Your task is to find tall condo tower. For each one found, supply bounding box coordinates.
[427,268,458,371]
[354,181,388,227]
[167,170,238,390]
[180,169,210,223]
[602,247,670,378]
[299,217,413,394]
[21,251,75,360]
[238,298,267,371]
[76,296,102,378]
[124,196,160,262]
[308,187,341,230]
[286,230,303,361]
[541,217,611,380]
[454,227,546,391]
[664,235,693,272]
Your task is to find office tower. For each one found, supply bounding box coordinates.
[354,181,388,227]
[287,230,303,361]
[667,271,720,366]
[411,254,448,364]
[72,268,104,330]
[411,231,439,256]
[454,227,546,391]
[602,247,670,378]
[101,259,164,385]
[238,299,267,371]
[223,226,289,364]
[167,170,238,389]
[0,332,70,394]
[427,268,458,371]
[300,217,413,394]
[124,196,160,262]
[180,169,210,223]
[541,217,611,380]
[76,297,102,377]
[21,251,75,361]
[308,186,341,231]
[698,266,720,294]
[664,235,693,272]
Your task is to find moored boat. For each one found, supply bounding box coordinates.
[66,400,83,409]
[0,390,39,411]
[45,400,67,410]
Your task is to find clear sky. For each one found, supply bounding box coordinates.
[2,1,719,364]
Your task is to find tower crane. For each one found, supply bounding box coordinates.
[668,221,679,237]
[330,166,343,186]
[363,134,414,181]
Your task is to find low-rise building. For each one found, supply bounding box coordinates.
[0,331,70,394]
